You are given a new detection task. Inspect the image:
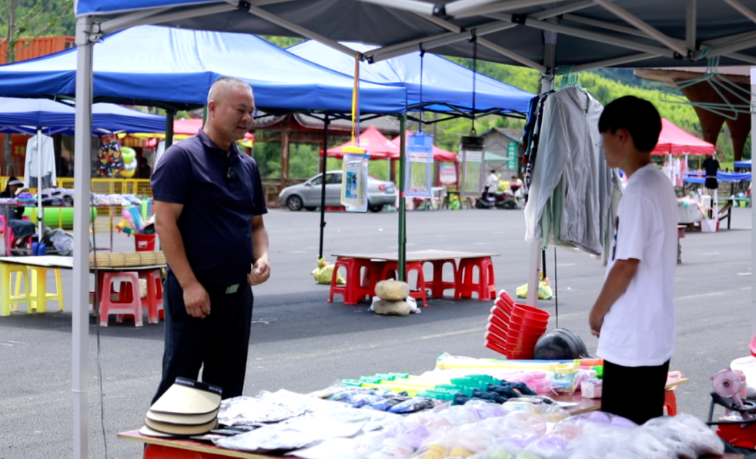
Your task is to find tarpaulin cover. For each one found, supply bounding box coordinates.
[651,118,715,156]
[289,40,533,115]
[684,172,752,183]
[0,25,406,113]
[735,160,752,169]
[0,96,166,134]
[324,125,399,160]
[391,131,458,162]
[74,1,756,68]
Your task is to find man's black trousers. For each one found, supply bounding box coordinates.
[601,359,670,425]
[152,272,253,404]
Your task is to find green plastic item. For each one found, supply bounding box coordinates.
[375,374,397,381]
[450,378,490,390]
[342,379,363,387]
[594,366,603,379]
[360,377,382,384]
[466,375,502,385]
[23,207,98,229]
[436,384,475,397]
[389,373,410,379]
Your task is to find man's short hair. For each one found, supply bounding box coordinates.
[207,77,254,105]
[490,170,496,174]
[598,96,661,152]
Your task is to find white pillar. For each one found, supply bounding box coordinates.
[751,68,756,336]
[73,16,94,459]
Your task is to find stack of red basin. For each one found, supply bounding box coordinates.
[485,290,550,359]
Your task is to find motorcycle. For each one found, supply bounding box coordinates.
[475,189,519,209]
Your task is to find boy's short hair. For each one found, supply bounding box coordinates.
[598,96,662,152]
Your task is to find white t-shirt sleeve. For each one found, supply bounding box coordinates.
[614,192,651,262]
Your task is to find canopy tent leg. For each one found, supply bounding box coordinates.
[398,114,407,281]
[165,109,175,149]
[36,127,43,240]
[281,125,290,189]
[73,15,94,459]
[526,34,556,308]
[751,71,755,336]
[318,116,329,259]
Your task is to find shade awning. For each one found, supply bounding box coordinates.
[288,40,533,115]
[324,125,400,160]
[0,96,166,134]
[0,25,407,114]
[651,118,715,156]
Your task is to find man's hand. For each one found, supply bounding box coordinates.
[589,308,604,337]
[248,256,271,286]
[183,281,211,318]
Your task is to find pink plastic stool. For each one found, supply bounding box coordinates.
[455,257,496,301]
[99,272,143,327]
[139,270,163,324]
[381,261,428,307]
[3,215,34,256]
[328,257,373,305]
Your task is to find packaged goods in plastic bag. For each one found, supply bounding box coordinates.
[217,395,307,426]
[49,229,74,256]
[642,413,724,458]
[213,425,322,452]
[311,257,345,285]
[516,273,553,300]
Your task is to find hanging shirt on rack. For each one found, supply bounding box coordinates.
[24,134,57,189]
[525,86,613,256]
[702,156,720,190]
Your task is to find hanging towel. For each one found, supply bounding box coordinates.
[24,134,57,188]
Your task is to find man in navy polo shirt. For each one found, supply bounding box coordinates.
[151,77,270,402]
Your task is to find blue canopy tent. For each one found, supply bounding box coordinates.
[0,96,165,238]
[684,172,752,183]
[288,40,534,119]
[735,159,752,169]
[0,97,166,135]
[0,25,406,114]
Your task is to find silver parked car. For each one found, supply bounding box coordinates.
[279,170,397,213]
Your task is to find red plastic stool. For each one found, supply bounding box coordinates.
[4,216,34,256]
[138,269,163,324]
[381,261,428,307]
[454,257,496,301]
[99,272,143,327]
[328,257,373,305]
[424,259,457,298]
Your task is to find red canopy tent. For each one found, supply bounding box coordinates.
[652,118,715,156]
[391,131,458,163]
[323,125,399,160]
[143,118,254,147]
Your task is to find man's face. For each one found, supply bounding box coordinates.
[601,128,627,169]
[208,85,255,143]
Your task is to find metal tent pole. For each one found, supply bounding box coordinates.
[36,127,43,240]
[398,114,407,281]
[526,28,557,308]
[318,115,329,259]
[165,109,175,149]
[72,15,94,459]
[751,68,756,336]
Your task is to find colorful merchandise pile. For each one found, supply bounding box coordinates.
[137,355,723,459]
[117,204,154,235]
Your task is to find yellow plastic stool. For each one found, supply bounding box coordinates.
[0,263,31,316]
[25,266,64,313]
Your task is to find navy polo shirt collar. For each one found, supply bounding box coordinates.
[196,128,241,158]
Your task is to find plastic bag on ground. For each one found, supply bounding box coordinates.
[49,229,74,256]
[312,257,345,285]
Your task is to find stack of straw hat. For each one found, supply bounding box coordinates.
[139,378,222,438]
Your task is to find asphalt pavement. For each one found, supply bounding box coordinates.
[0,206,752,458]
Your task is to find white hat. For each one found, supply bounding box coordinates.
[150,378,222,416]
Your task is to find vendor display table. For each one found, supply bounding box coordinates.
[0,254,166,316]
[119,379,689,460]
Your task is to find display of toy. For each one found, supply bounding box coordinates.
[97,136,124,177]
[120,147,137,178]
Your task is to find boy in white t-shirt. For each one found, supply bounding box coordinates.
[590,96,677,425]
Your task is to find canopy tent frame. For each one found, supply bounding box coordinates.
[65,0,756,456]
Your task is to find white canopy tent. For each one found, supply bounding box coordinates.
[39,0,756,456]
